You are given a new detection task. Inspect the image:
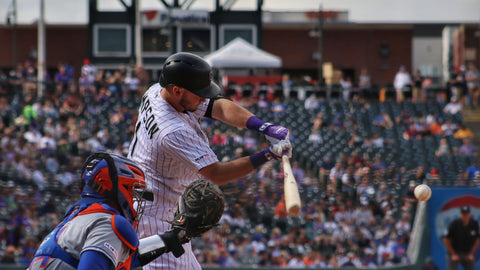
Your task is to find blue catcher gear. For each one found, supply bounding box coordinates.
[80,152,152,225]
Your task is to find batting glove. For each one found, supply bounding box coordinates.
[246,116,290,143]
[263,124,290,145]
[249,140,292,168]
[269,139,292,159]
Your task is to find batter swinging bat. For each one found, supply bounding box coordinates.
[282,152,301,217]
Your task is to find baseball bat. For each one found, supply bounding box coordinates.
[282,153,301,217]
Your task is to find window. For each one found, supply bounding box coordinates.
[142,28,171,55]
[219,24,256,46]
[93,24,131,57]
[179,27,214,53]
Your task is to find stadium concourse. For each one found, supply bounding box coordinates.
[0,62,476,269]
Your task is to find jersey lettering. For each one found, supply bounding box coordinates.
[140,97,159,140]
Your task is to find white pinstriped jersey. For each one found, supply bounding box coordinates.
[128,83,218,270]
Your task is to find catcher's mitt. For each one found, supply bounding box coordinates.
[170,179,225,239]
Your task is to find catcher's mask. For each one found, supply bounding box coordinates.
[80,152,153,225]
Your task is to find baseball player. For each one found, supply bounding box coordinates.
[127,52,292,269]
[27,153,188,270]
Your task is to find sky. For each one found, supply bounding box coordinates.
[1,0,480,25]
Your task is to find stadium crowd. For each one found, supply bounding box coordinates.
[0,59,473,269]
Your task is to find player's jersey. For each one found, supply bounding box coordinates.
[128,83,218,269]
[29,203,135,269]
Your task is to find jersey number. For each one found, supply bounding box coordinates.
[129,121,142,157]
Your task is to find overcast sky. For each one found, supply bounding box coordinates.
[1,0,480,25]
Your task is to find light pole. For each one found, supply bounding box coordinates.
[317,3,323,87]
[135,0,143,67]
[37,0,45,98]
[8,0,18,69]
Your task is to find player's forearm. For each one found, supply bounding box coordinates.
[200,157,255,185]
[136,235,168,266]
[211,98,254,128]
[136,231,185,266]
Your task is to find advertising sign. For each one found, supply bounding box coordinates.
[428,188,480,270]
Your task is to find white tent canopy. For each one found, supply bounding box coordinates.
[204,37,282,69]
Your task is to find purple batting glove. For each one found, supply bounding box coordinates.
[263,125,289,142]
[249,141,291,169]
[246,116,289,142]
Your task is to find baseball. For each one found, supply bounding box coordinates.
[414,184,431,201]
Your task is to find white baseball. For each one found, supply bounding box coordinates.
[414,184,431,201]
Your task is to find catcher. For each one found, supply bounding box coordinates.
[28,152,224,270]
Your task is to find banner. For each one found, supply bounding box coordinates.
[428,188,480,270]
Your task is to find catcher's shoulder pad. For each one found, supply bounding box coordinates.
[112,215,139,250]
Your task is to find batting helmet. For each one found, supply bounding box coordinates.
[159,52,221,98]
[80,152,153,224]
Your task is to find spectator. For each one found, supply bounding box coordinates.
[242,130,259,150]
[313,112,328,130]
[318,155,335,190]
[212,129,227,145]
[358,68,372,100]
[465,63,480,108]
[291,161,305,185]
[449,66,468,106]
[403,124,419,140]
[441,119,458,136]
[392,233,409,263]
[377,236,395,265]
[404,180,417,203]
[458,138,476,157]
[453,123,474,140]
[435,138,450,157]
[1,245,17,264]
[429,117,444,136]
[59,87,84,117]
[465,158,480,182]
[124,66,140,99]
[106,70,124,98]
[412,69,424,103]
[444,97,463,115]
[393,65,412,102]
[348,132,364,148]
[340,75,353,102]
[373,111,393,130]
[270,95,286,119]
[304,94,320,111]
[54,64,73,92]
[274,196,288,233]
[395,213,412,235]
[330,113,346,130]
[308,121,323,144]
[376,182,391,203]
[396,109,414,129]
[329,162,345,193]
[341,165,356,199]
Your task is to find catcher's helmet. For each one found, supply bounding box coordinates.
[80,152,152,224]
[159,52,220,98]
